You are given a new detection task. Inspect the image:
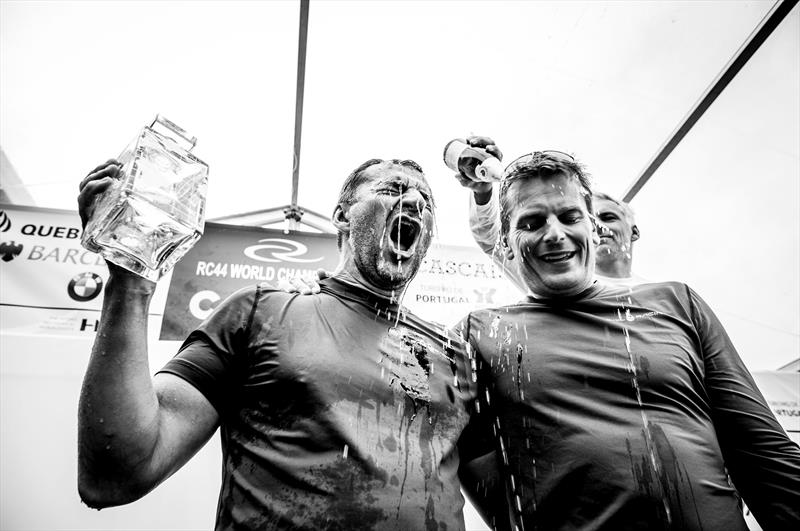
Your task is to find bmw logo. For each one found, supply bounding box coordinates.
[68,272,104,302]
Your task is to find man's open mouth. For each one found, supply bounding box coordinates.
[539,251,576,263]
[387,214,421,258]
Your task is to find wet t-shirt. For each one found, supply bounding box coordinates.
[160,277,476,531]
[457,282,800,531]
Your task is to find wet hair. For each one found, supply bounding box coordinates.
[593,191,636,227]
[499,152,593,236]
[335,158,428,249]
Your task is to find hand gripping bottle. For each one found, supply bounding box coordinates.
[81,115,209,282]
[443,138,503,182]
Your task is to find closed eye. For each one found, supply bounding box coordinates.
[378,185,434,212]
[517,216,545,231]
[377,185,403,196]
[560,209,584,224]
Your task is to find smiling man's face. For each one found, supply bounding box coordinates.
[503,171,597,297]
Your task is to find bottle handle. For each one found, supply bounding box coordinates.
[150,115,198,151]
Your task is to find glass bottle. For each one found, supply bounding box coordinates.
[443,138,503,182]
[81,115,209,282]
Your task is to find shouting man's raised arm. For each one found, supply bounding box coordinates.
[76,160,219,508]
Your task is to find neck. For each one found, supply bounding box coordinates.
[333,250,400,300]
[528,277,597,300]
[595,259,632,278]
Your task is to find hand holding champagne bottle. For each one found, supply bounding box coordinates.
[443,135,504,183]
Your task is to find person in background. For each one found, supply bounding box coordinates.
[77,158,481,530]
[592,191,647,286]
[456,136,647,292]
[455,150,800,530]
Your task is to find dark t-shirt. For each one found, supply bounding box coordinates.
[457,281,800,531]
[160,277,476,530]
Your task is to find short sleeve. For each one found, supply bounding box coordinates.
[158,286,260,417]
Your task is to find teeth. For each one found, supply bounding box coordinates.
[541,252,575,262]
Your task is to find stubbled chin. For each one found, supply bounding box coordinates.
[376,254,417,280]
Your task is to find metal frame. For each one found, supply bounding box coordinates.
[622,0,799,203]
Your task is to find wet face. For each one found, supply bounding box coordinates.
[503,172,596,297]
[343,162,435,292]
[594,197,637,264]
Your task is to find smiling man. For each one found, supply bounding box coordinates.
[457,137,647,292]
[456,151,800,530]
[77,158,478,530]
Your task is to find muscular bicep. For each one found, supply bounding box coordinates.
[148,373,220,482]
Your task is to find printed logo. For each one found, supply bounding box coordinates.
[473,287,496,304]
[67,272,104,302]
[616,308,661,322]
[243,238,323,264]
[0,211,11,232]
[0,240,23,262]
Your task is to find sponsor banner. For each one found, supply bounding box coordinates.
[0,305,104,337]
[160,223,520,340]
[0,204,518,340]
[752,371,800,441]
[0,204,171,333]
[160,224,340,340]
[405,243,520,326]
[0,204,106,309]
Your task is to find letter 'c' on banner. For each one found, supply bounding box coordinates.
[189,290,220,320]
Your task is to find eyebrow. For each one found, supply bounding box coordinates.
[378,176,433,198]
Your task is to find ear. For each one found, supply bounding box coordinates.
[631,224,640,242]
[502,236,515,261]
[332,205,350,232]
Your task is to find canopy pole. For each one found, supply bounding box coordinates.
[622,0,798,203]
[288,0,310,229]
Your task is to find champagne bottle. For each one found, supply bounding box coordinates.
[443,138,503,182]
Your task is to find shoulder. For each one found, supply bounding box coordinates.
[199,282,307,333]
[453,303,529,337]
[401,306,467,348]
[627,280,694,303]
[221,281,316,311]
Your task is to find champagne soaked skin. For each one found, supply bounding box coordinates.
[82,120,208,282]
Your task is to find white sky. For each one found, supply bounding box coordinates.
[1,0,798,371]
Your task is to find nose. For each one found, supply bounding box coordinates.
[399,188,428,214]
[542,217,566,243]
[596,221,612,237]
